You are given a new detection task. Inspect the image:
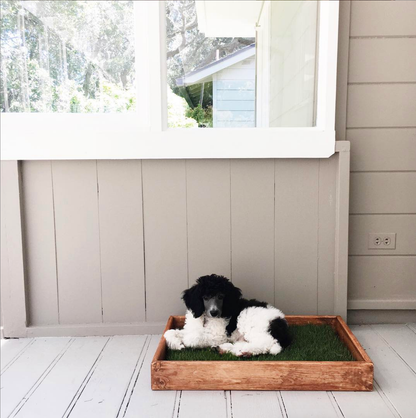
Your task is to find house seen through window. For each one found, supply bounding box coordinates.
[167,1,319,128]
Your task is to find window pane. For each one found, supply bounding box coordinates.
[267,1,318,127]
[0,1,136,113]
[166,0,318,128]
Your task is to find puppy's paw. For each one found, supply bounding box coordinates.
[218,343,233,354]
[230,348,244,357]
[269,343,282,355]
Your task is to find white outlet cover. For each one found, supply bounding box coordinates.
[368,233,397,250]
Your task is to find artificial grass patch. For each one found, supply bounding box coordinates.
[166,324,355,362]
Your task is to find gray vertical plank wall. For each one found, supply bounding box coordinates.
[97,160,145,323]
[186,159,231,281]
[19,156,343,330]
[231,159,275,304]
[141,160,188,323]
[346,0,416,315]
[52,161,102,324]
[21,162,58,325]
[274,160,319,314]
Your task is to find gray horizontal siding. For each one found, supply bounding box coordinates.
[346,0,416,310]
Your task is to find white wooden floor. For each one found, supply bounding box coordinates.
[1,324,416,418]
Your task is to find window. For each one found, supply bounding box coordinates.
[166,1,319,129]
[1,1,136,113]
[1,1,339,160]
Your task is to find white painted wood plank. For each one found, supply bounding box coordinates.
[317,157,337,315]
[349,38,416,83]
[12,337,109,418]
[216,111,255,122]
[0,339,32,372]
[178,391,227,418]
[52,161,102,324]
[231,391,285,418]
[97,160,145,323]
[352,325,416,418]
[142,160,188,321]
[350,172,416,214]
[372,324,416,373]
[216,101,255,111]
[408,323,416,334]
[350,1,416,37]
[1,337,71,418]
[231,159,275,303]
[0,161,27,337]
[347,84,416,128]
[347,128,416,172]
[21,161,59,326]
[68,336,146,418]
[186,160,231,281]
[333,384,397,418]
[123,336,177,418]
[275,160,319,314]
[280,391,341,418]
[349,215,416,256]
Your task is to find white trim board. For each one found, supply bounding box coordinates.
[25,323,167,338]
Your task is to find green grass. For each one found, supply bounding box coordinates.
[166,324,355,362]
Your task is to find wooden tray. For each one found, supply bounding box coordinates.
[151,315,373,391]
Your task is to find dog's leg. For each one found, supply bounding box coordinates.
[164,329,185,350]
[219,335,282,357]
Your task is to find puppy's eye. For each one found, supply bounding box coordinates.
[218,294,224,300]
[203,296,210,301]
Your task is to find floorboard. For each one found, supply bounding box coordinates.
[67,335,147,418]
[280,392,342,418]
[352,325,416,418]
[177,391,228,418]
[372,324,416,373]
[406,322,416,334]
[231,391,285,418]
[1,337,72,417]
[1,325,416,418]
[122,335,178,418]
[332,384,398,418]
[1,339,33,373]
[12,337,109,418]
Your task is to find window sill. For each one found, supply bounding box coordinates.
[1,113,337,160]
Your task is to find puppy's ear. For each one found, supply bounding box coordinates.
[222,282,242,318]
[182,284,204,318]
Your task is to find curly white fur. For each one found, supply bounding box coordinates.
[164,310,229,350]
[219,306,285,356]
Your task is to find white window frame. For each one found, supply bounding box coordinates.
[1,0,339,160]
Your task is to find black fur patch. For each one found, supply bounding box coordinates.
[268,317,292,349]
[226,298,269,335]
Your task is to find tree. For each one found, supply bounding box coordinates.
[0,0,136,113]
[166,1,253,90]
[166,0,254,126]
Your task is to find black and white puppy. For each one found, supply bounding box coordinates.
[164,274,291,356]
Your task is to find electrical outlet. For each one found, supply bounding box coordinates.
[368,233,396,250]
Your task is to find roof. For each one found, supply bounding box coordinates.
[176,43,255,87]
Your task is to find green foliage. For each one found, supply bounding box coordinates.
[167,86,197,128]
[166,324,355,362]
[185,104,213,127]
[0,0,136,113]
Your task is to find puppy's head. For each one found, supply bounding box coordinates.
[182,274,242,318]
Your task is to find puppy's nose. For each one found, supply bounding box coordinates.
[210,309,219,317]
